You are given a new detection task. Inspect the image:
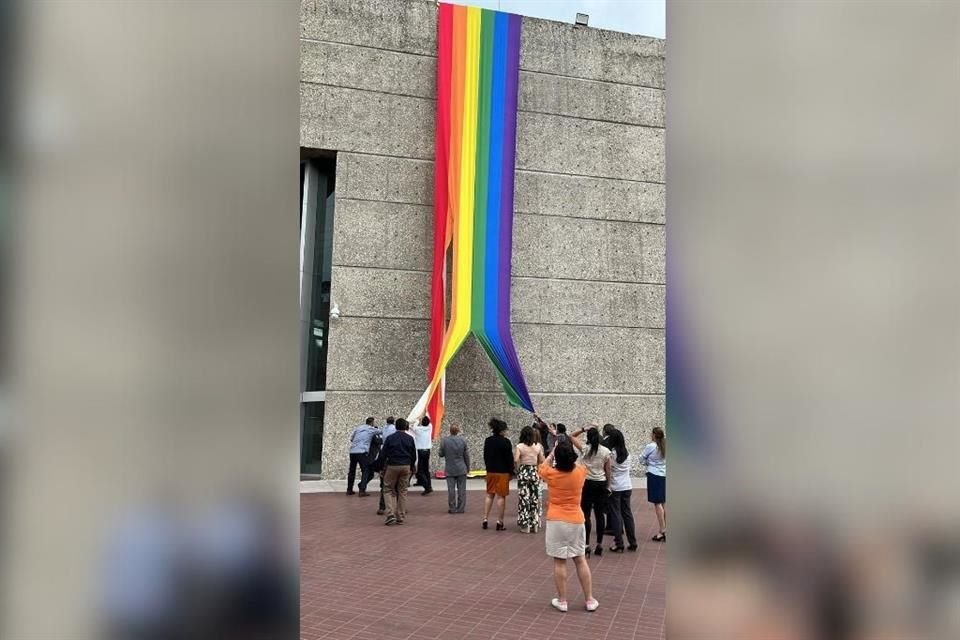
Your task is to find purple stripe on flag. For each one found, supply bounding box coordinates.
[494,14,532,410]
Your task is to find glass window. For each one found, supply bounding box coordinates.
[300,402,324,476]
[299,155,335,475]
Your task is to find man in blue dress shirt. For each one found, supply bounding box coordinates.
[347,417,381,496]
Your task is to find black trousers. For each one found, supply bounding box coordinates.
[604,500,617,534]
[378,473,386,511]
[415,449,432,491]
[608,489,637,547]
[580,479,608,545]
[347,452,372,492]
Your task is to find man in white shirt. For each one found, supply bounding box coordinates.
[411,416,434,495]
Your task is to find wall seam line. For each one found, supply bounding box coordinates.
[330,314,665,330]
[302,80,664,129]
[299,37,664,90]
[324,390,666,397]
[325,150,665,185]
[337,196,664,226]
[331,263,665,286]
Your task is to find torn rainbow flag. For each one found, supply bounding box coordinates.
[410,3,534,436]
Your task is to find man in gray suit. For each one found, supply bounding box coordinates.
[438,423,470,514]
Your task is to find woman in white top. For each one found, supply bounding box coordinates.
[640,427,666,541]
[605,428,637,552]
[572,425,611,557]
[514,425,545,533]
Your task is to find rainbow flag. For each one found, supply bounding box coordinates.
[409,3,534,436]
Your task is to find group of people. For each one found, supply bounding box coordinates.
[478,418,666,547]
[523,418,666,613]
[347,414,667,612]
[345,415,435,525]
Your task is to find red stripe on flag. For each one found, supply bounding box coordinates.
[428,3,456,437]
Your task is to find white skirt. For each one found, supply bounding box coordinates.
[545,520,586,559]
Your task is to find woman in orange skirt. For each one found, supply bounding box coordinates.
[482,418,514,531]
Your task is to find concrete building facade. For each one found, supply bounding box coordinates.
[300,0,665,479]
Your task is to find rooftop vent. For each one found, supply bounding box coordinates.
[575,13,589,27]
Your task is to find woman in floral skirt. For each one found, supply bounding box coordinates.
[515,425,546,533]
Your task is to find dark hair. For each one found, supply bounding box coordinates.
[554,441,577,472]
[585,427,600,458]
[602,423,615,437]
[422,416,431,427]
[365,417,375,426]
[555,423,567,434]
[489,418,508,435]
[396,418,410,431]
[519,425,536,446]
[652,426,666,458]
[608,428,628,464]
[386,416,395,424]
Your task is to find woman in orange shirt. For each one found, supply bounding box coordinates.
[538,435,599,613]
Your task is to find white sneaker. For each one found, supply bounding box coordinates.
[585,598,600,612]
[551,598,568,613]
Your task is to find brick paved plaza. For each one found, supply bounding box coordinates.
[301,486,665,640]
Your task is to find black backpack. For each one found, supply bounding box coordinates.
[368,432,384,462]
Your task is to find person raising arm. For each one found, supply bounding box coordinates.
[538,440,598,612]
[576,425,612,557]
[548,422,588,454]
